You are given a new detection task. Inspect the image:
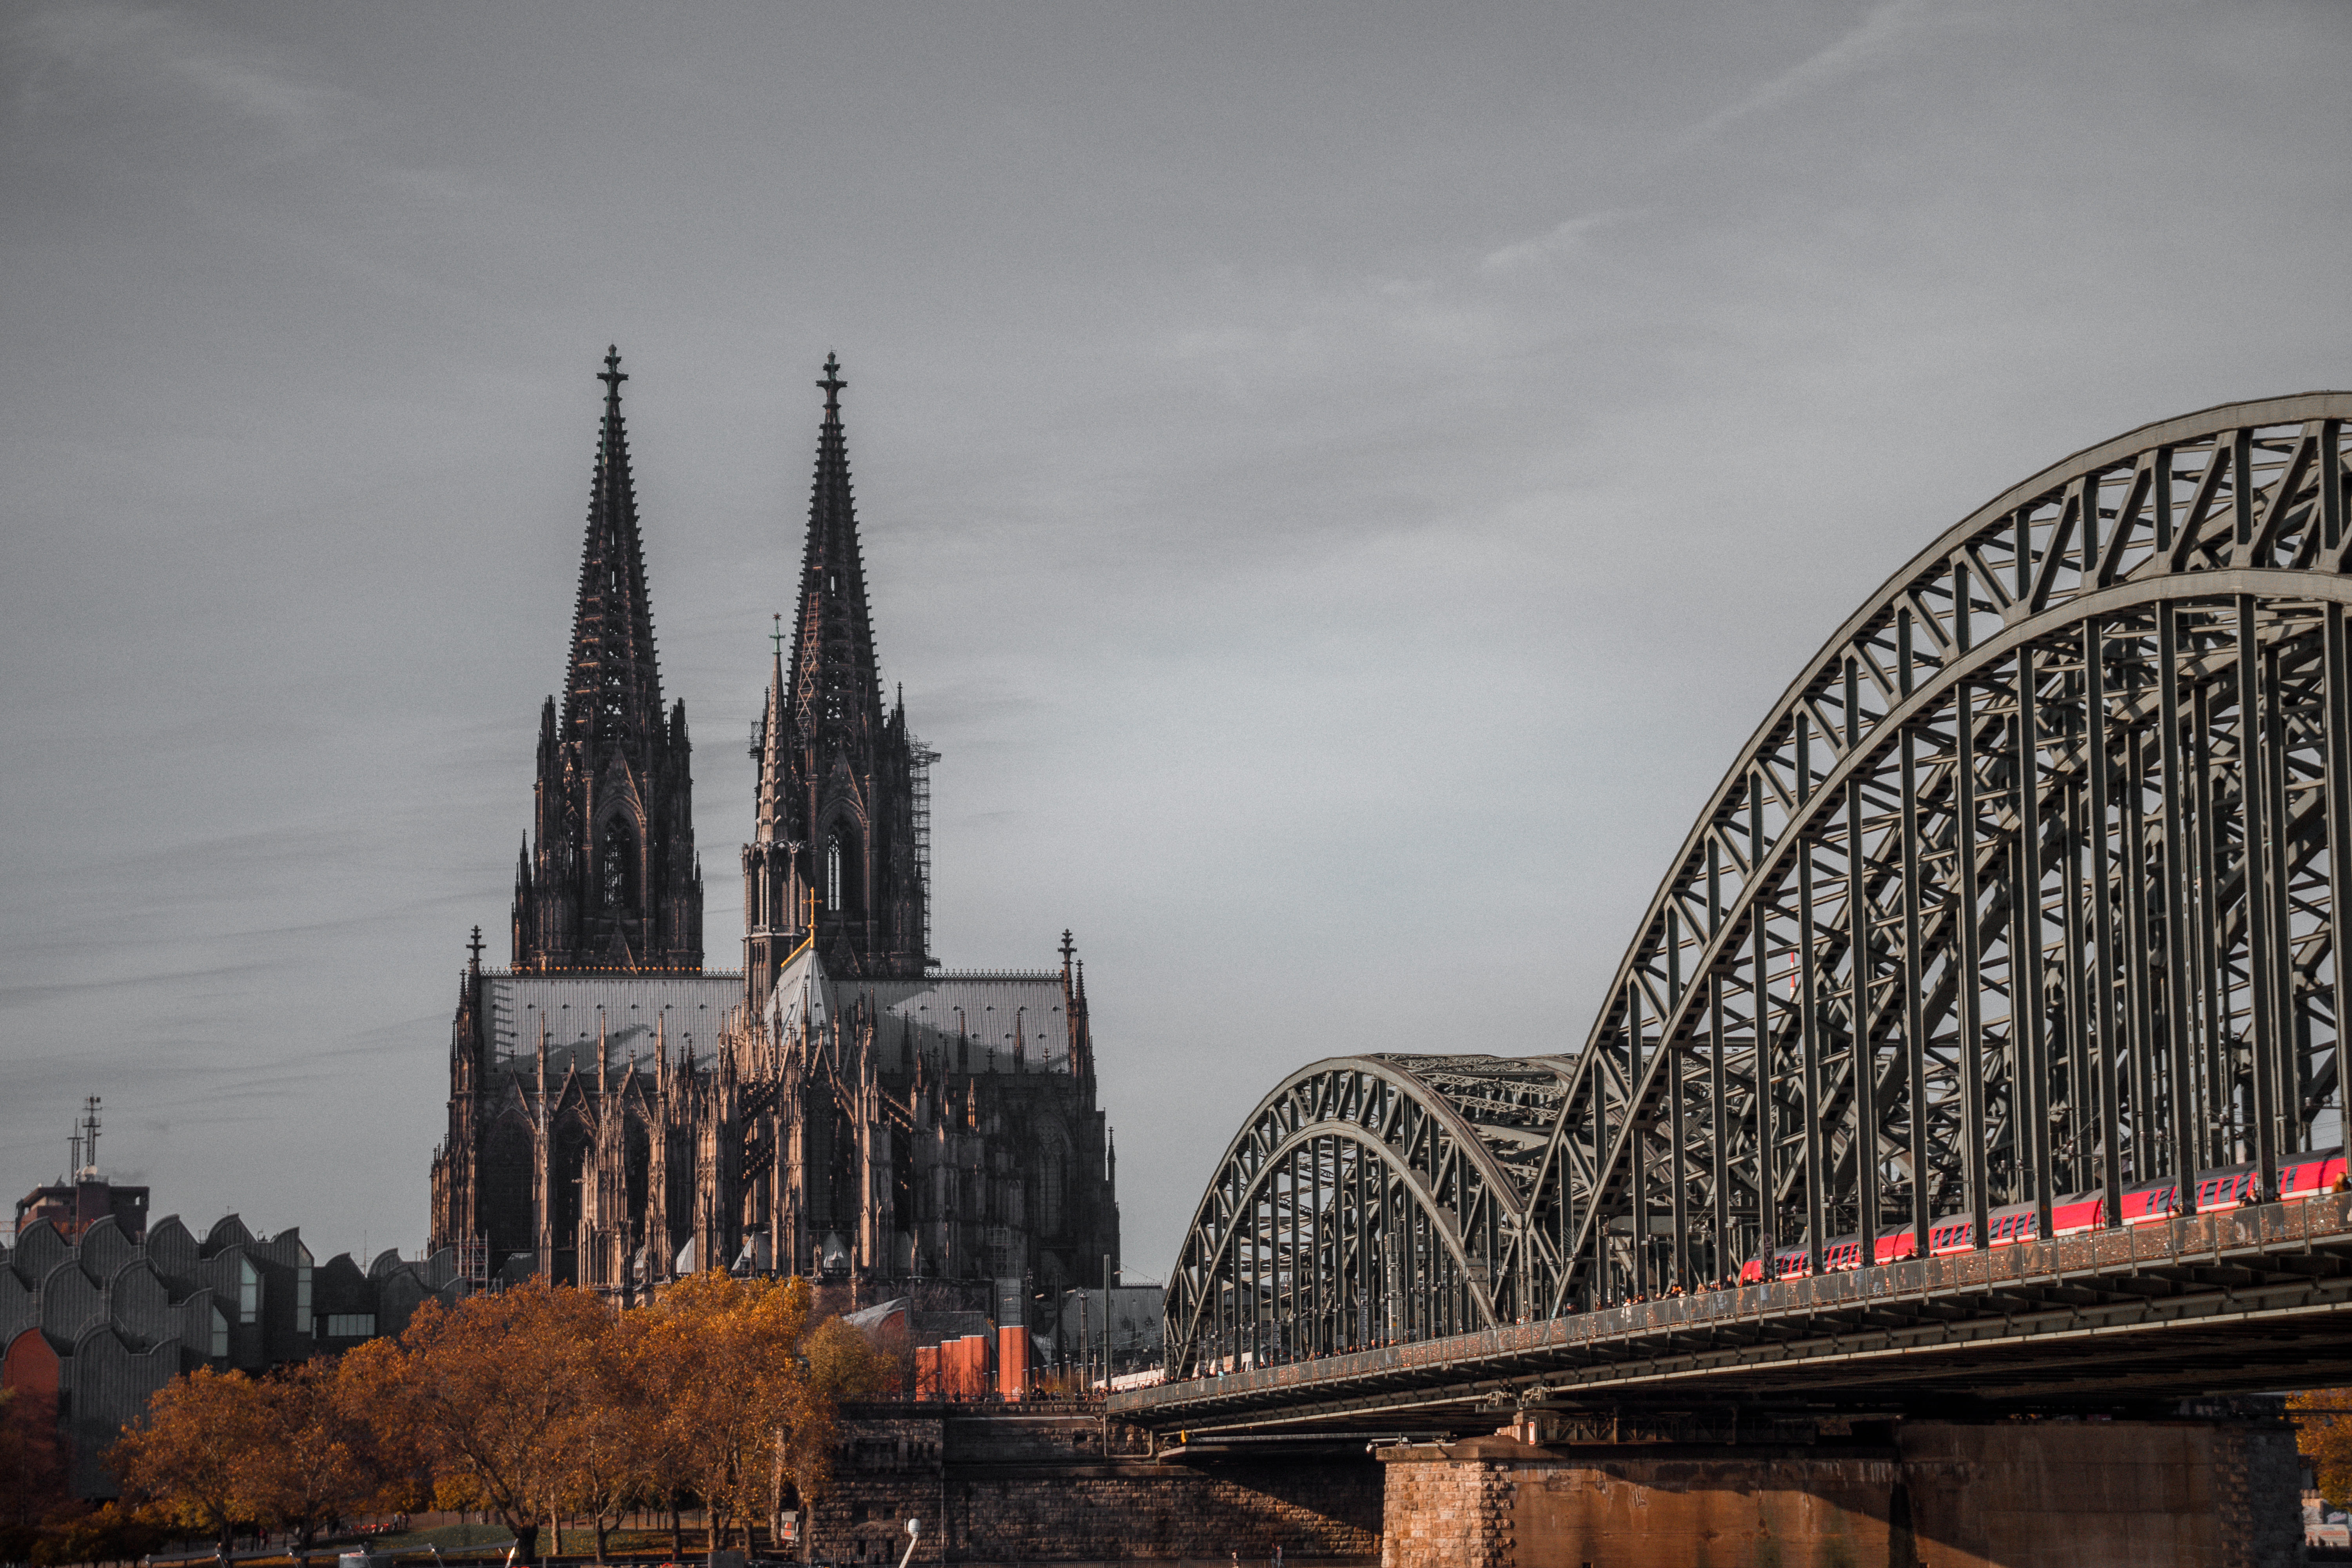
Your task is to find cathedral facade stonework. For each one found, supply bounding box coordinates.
[428,352,1119,1305]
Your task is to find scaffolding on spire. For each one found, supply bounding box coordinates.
[910,734,940,967]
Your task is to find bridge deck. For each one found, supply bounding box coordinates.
[1112,1194,2352,1436]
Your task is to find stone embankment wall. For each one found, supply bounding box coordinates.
[1379,1415,2303,1568]
[806,1405,1381,1564]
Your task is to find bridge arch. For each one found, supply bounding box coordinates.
[1165,1054,1572,1376]
[1167,394,2352,1374]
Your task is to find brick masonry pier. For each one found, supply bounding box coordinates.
[811,1401,2301,1566]
[1377,1411,2303,1568]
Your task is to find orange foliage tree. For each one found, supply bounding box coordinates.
[111,1367,268,1553]
[333,1336,437,1519]
[2293,1388,2352,1507]
[109,1271,886,1566]
[553,1307,650,1565]
[381,1284,612,1564]
[789,1315,891,1516]
[242,1358,376,1546]
[639,1272,887,1565]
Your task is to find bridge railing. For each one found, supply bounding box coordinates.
[1117,1190,2352,1422]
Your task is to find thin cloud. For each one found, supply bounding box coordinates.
[9,1,352,149]
[1673,0,1938,152]
[1481,209,1637,274]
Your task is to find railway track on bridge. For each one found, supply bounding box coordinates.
[1114,1193,2352,1436]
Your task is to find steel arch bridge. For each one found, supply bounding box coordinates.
[1166,392,2352,1382]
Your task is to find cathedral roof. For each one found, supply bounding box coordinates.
[478,971,745,1077]
[767,953,1078,1074]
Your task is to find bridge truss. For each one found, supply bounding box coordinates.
[1166,394,2352,1381]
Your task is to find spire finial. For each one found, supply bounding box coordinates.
[818,353,845,414]
[467,925,486,971]
[771,613,786,659]
[600,346,627,397]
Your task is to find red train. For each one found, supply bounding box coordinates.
[1736,1147,2348,1283]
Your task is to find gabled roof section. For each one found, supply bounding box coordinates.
[767,935,831,1038]
[563,347,666,747]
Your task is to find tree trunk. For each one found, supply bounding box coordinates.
[593,1517,608,1566]
[670,1504,682,1558]
[514,1523,540,1567]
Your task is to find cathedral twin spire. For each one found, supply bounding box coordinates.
[512,346,924,993]
[563,349,667,748]
[512,348,702,973]
[787,355,887,769]
[746,354,928,996]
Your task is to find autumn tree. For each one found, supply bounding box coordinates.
[111,1367,268,1553]
[642,1272,795,1564]
[387,1284,611,1564]
[335,1336,437,1519]
[641,1272,889,1566]
[785,1314,890,1514]
[2293,1388,2352,1507]
[240,1357,376,1546]
[554,1307,652,1565]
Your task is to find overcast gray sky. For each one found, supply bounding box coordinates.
[5,1,2349,1278]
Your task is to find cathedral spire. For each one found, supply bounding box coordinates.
[564,348,664,746]
[789,352,883,765]
[514,348,702,974]
[743,354,926,998]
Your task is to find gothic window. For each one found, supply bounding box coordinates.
[238,1257,259,1325]
[601,824,636,912]
[624,1122,652,1246]
[481,1117,534,1256]
[553,1120,593,1287]
[1040,1151,1065,1235]
[823,827,862,914]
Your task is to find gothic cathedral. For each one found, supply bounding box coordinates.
[428,351,1120,1305]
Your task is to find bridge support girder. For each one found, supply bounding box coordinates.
[1380,1407,2301,1568]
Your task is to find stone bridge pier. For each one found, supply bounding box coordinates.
[1376,1410,2303,1568]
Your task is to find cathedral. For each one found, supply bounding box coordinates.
[427,351,1120,1306]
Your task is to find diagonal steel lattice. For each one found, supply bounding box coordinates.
[1167,393,2352,1379]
